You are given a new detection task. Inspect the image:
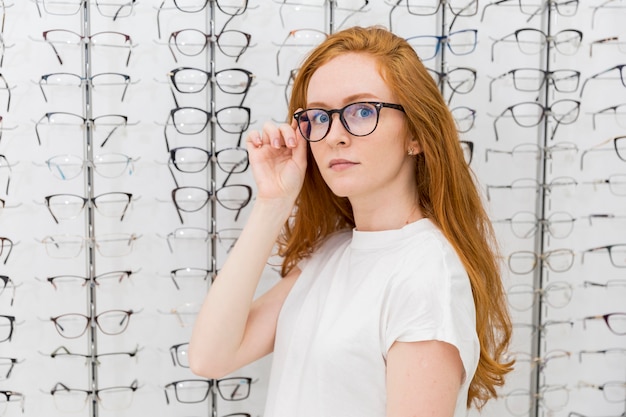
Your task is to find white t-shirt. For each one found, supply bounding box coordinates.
[264,218,479,417]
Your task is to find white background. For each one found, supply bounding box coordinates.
[0,1,625,416]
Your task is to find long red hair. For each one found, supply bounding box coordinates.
[277,26,513,408]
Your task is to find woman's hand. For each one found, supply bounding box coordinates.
[246,118,308,203]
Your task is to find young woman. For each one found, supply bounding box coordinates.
[189,26,513,417]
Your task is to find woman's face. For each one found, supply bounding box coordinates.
[306,53,416,204]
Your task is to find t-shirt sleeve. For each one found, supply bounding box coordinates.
[381,237,478,379]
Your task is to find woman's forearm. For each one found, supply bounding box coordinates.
[188,198,294,376]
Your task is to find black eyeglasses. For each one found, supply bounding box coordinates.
[490,28,582,62]
[164,378,252,404]
[388,0,478,31]
[451,106,476,133]
[169,264,217,290]
[488,68,581,101]
[491,99,580,141]
[41,29,134,66]
[50,309,140,339]
[38,72,133,102]
[0,314,15,342]
[427,66,476,104]
[168,146,249,187]
[34,0,136,20]
[169,342,190,367]
[35,111,130,147]
[590,103,626,130]
[50,380,139,412]
[171,185,252,223]
[582,244,626,268]
[0,154,13,194]
[0,236,13,265]
[45,270,138,290]
[0,275,15,306]
[481,0,579,22]
[406,29,478,61]
[167,67,254,106]
[157,0,249,39]
[40,152,138,181]
[293,101,405,142]
[164,105,251,150]
[460,140,473,164]
[0,356,19,380]
[579,64,626,97]
[44,192,135,223]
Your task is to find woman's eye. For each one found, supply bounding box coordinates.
[313,112,329,124]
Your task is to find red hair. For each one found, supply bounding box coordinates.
[277,26,513,408]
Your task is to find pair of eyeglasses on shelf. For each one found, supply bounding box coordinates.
[387,0,478,31]
[485,142,578,164]
[582,312,626,335]
[506,281,573,311]
[167,146,249,187]
[582,244,626,268]
[33,0,136,20]
[451,105,476,133]
[488,68,581,101]
[504,384,569,417]
[579,64,626,97]
[37,29,135,66]
[427,66,476,105]
[0,236,15,265]
[583,279,626,291]
[0,153,17,194]
[590,34,626,57]
[36,153,139,181]
[0,356,21,380]
[37,233,142,259]
[0,314,22,343]
[156,0,250,39]
[37,72,136,103]
[0,390,24,415]
[45,345,141,364]
[49,309,141,339]
[163,105,251,150]
[504,349,571,373]
[485,176,578,201]
[583,174,626,197]
[492,210,576,239]
[159,226,242,254]
[577,380,626,403]
[40,192,138,224]
[507,248,575,274]
[591,103,626,130]
[274,28,328,76]
[577,347,626,365]
[40,269,140,290]
[591,0,626,29]
[580,136,625,170]
[167,67,255,107]
[164,377,252,404]
[490,28,583,62]
[165,14,253,63]
[48,379,139,412]
[490,99,580,141]
[35,112,137,147]
[481,0,579,23]
[513,320,574,338]
[406,29,478,62]
[168,265,217,290]
[171,184,252,223]
[0,275,17,306]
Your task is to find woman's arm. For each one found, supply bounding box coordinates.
[386,340,464,417]
[188,120,307,378]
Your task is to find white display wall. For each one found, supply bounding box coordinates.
[0,1,624,417]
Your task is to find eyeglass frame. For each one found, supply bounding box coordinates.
[579,64,626,97]
[488,68,581,102]
[38,71,133,103]
[293,101,405,142]
[580,136,625,170]
[43,192,135,223]
[44,269,139,290]
[49,309,141,339]
[35,111,131,147]
[164,377,253,404]
[405,28,478,61]
[490,27,583,62]
[41,29,134,66]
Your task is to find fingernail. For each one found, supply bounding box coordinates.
[273,139,280,148]
[287,137,296,147]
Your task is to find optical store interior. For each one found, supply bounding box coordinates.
[0,1,625,416]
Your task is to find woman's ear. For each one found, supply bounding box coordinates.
[407,139,422,155]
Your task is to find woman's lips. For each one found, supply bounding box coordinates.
[329,159,358,170]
